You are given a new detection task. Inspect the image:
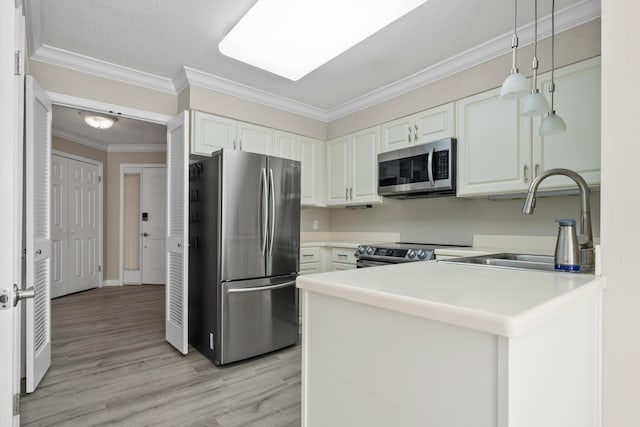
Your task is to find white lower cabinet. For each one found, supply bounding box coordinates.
[191,111,271,156]
[456,57,601,197]
[326,127,381,206]
[302,290,601,427]
[299,247,322,275]
[330,247,356,271]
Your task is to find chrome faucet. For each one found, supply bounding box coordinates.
[521,168,594,270]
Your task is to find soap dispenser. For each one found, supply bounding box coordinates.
[554,219,580,272]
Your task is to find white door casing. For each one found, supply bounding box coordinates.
[25,75,52,393]
[142,167,167,285]
[166,112,189,354]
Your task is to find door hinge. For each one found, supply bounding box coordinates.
[14,50,23,76]
[98,265,102,273]
[13,393,19,416]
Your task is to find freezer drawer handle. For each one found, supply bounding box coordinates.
[227,280,296,294]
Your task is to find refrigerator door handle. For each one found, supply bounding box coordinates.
[226,280,296,294]
[260,167,268,256]
[268,168,276,255]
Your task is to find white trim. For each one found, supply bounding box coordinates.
[32,44,177,94]
[119,164,166,289]
[46,91,173,124]
[102,279,122,287]
[108,144,166,153]
[51,151,104,288]
[52,129,107,152]
[180,66,329,122]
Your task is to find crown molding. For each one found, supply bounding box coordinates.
[32,44,177,94]
[180,66,330,122]
[53,129,166,153]
[326,0,601,121]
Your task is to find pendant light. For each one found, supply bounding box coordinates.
[539,0,566,135]
[521,0,549,116]
[500,0,529,99]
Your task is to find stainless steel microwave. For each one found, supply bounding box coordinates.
[378,137,456,198]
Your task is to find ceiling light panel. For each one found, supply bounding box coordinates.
[219,0,429,81]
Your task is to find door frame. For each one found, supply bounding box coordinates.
[52,150,104,289]
[119,164,167,286]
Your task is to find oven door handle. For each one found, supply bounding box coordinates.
[427,147,435,186]
[357,259,393,268]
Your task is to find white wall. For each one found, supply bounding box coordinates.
[601,1,640,425]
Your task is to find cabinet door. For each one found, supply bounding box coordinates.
[380,116,414,153]
[300,136,324,206]
[191,111,235,156]
[532,57,601,189]
[456,88,532,197]
[326,137,350,205]
[414,102,455,143]
[350,127,381,204]
[272,130,299,160]
[237,121,271,155]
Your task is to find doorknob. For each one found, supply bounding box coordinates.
[142,232,149,237]
[13,284,35,307]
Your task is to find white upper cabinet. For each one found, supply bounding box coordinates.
[191,111,270,156]
[532,57,601,190]
[380,103,455,153]
[272,130,325,207]
[456,88,531,196]
[326,127,381,206]
[456,57,601,197]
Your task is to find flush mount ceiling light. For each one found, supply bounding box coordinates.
[218,0,430,81]
[500,0,529,99]
[79,111,118,130]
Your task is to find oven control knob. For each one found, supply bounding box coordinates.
[366,247,374,255]
[417,250,427,260]
[357,245,366,254]
[407,249,416,259]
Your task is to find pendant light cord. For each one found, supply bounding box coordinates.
[510,0,519,71]
[532,0,539,88]
[550,0,556,111]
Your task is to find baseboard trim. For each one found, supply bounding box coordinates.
[103,279,122,287]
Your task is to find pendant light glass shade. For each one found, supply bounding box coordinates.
[522,90,549,116]
[539,111,566,135]
[500,0,528,99]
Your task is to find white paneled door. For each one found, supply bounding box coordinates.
[51,154,100,298]
[142,167,166,285]
[25,76,52,393]
[165,112,189,354]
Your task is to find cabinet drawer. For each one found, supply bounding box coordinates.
[300,262,321,275]
[331,262,357,271]
[331,248,356,264]
[300,247,321,263]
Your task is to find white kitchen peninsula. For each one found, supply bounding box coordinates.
[297,262,605,427]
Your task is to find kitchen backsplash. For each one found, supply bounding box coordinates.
[301,191,601,246]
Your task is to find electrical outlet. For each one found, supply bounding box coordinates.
[312,220,319,230]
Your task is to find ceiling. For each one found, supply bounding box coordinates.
[27,0,600,149]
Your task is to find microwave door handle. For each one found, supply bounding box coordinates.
[261,167,268,256]
[427,147,435,186]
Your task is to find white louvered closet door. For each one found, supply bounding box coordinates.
[25,76,52,392]
[165,112,189,354]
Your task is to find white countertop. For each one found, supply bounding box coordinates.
[297,261,606,337]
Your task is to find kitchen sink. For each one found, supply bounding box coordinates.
[438,253,589,273]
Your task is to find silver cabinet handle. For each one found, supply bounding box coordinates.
[233,139,237,150]
[227,280,295,294]
[13,284,34,307]
[534,164,540,178]
[414,124,418,142]
[338,254,348,259]
[239,140,243,151]
[408,125,412,142]
[268,168,275,255]
[350,187,353,199]
[524,165,529,183]
[345,187,348,200]
[260,167,268,256]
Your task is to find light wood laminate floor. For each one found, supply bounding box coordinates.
[20,285,301,426]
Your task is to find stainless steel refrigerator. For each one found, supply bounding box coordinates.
[188,149,300,365]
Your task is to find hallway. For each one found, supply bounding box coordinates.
[20,285,301,426]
